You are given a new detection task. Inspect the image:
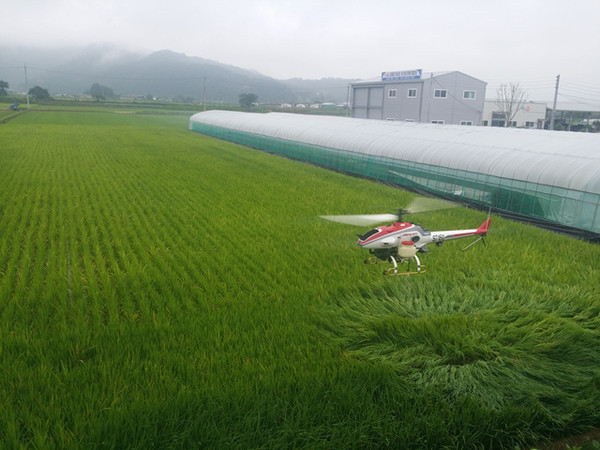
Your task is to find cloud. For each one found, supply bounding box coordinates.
[1,0,600,102]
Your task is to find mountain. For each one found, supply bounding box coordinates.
[0,44,357,104]
[281,77,354,105]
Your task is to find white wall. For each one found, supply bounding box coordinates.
[482,100,547,128]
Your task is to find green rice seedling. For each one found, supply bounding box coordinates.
[0,109,599,448]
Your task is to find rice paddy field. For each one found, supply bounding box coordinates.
[1,108,599,449]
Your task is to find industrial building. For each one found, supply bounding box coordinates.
[482,100,547,128]
[190,111,600,237]
[351,70,487,125]
[481,100,600,130]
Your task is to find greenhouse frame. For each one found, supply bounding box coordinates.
[190,111,600,237]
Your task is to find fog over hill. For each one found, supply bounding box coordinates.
[0,44,356,104]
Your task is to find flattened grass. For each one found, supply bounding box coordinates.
[0,110,599,448]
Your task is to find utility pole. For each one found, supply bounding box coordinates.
[24,64,30,108]
[203,77,207,111]
[345,85,350,117]
[549,74,560,130]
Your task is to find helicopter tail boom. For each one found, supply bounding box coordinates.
[431,218,491,242]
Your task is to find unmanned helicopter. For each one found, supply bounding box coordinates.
[321,198,491,276]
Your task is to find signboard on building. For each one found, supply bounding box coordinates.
[381,69,422,81]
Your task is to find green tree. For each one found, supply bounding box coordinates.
[89,83,116,101]
[239,93,258,108]
[28,85,50,100]
[0,80,8,96]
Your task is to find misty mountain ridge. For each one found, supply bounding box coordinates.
[0,43,356,104]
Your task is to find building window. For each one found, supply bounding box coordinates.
[463,90,476,99]
[491,112,506,127]
[431,120,445,124]
[407,88,417,98]
[525,121,535,128]
[433,89,447,98]
[388,89,397,98]
[460,121,473,126]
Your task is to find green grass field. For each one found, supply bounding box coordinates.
[1,109,599,448]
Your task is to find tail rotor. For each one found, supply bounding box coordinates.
[462,208,491,252]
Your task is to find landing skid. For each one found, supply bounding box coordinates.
[382,265,427,276]
[364,255,426,276]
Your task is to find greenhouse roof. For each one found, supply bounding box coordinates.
[190,111,600,195]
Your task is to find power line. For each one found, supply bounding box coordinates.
[557,93,600,108]
[560,84,600,97]
[560,89,600,103]
[560,79,600,91]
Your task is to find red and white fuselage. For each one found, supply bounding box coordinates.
[357,218,491,250]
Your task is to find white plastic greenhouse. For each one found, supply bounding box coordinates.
[190,111,600,236]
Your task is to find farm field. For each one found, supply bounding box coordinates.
[1,109,599,448]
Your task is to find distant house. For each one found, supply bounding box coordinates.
[351,70,487,125]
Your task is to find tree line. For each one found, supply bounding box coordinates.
[0,80,51,100]
[0,80,117,101]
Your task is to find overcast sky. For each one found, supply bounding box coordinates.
[2,0,600,102]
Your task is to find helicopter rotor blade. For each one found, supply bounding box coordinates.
[320,196,461,227]
[404,197,460,214]
[320,214,399,227]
